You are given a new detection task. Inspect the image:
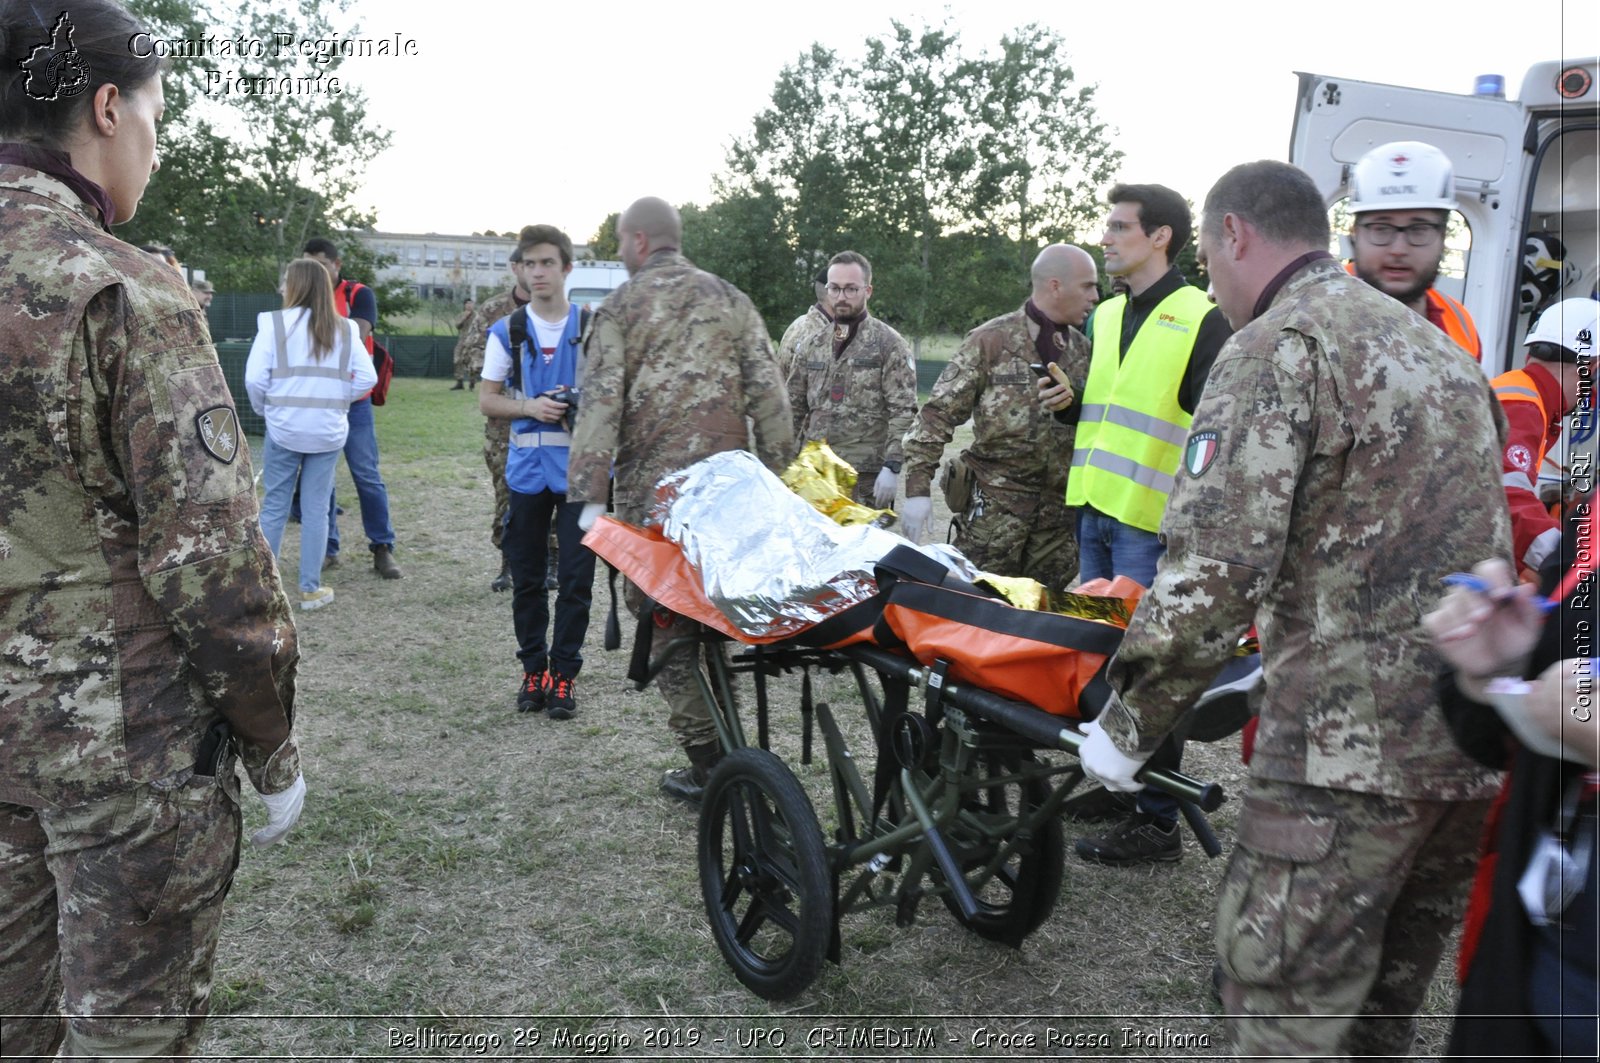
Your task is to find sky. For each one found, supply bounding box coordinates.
[308,0,1600,243]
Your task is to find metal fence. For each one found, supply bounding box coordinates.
[210,293,460,435]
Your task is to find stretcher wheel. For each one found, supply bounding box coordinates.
[940,752,1065,943]
[698,748,833,1000]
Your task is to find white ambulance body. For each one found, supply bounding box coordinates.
[565,261,628,308]
[1289,59,1599,493]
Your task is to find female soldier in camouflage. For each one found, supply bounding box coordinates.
[0,1,303,1055]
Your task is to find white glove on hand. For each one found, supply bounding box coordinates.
[251,774,305,847]
[873,466,898,509]
[577,502,607,532]
[900,496,932,543]
[1077,719,1150,793]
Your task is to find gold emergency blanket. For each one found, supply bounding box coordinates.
[780,440,895,528]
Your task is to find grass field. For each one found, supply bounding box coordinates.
[201,377,1464,1059]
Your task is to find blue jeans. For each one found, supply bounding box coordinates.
[326,397,395,556]
[1075,506,1164,587]
[257,436,339,593]
[1076,506,1180,825]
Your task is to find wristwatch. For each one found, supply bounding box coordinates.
[882,459,902,474]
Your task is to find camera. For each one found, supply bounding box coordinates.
[545,387,579,407]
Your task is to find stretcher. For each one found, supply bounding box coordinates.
[587,497,1252,1002]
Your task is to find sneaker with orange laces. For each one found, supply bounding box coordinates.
[516,671,547,714]
[545,671,577,720]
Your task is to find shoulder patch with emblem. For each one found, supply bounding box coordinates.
[1185,431,1220,477]
[196,406,239,464]
[1506,444,1533,473]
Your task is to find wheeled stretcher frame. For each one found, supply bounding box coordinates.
[638,624,1229,1001]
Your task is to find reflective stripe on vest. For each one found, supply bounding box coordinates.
[509,430,573,448]
[263,310,355,409]
[1426,287,1482,361]
[1066,286,1212,531]
[1491,367,1552,484]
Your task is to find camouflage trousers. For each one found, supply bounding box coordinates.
[620,505,732,753]
[1216,777,1491,1061]
[952,496,1079,591]
[453,342,481,383]
[0,767,241,1060]
[484,418,511,551]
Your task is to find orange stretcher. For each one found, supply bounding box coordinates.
[584,515,1251,1002]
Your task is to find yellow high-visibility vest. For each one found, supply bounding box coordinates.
[1066,286,1213,532]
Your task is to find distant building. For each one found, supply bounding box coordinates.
[353,230,596,300]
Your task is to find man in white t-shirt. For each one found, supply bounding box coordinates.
[477,226,595,720]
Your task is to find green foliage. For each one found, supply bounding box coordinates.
[121,0,391,294]
[587,212,621,260]
[708,18,1123,338]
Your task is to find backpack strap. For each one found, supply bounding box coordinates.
[506,306,528,396]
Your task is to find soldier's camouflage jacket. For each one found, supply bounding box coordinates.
[788,314,917,477]
[0,162,299,808]
[1100,257,1506,801]
[469,288,520,441]
[567,250,794,517]
[777,304,830,377]
[902,305,1088,521]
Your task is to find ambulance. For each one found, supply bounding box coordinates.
[1290,57,1600,492]
[565,260,628,308]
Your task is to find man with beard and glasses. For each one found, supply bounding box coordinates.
[786,250,918,508]
[1346,140,1482,361]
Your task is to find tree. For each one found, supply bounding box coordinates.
[719,18,1123,344]
[123,0,395,295]
[587,213,621,261]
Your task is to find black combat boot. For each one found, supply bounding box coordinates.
[490,555,511,593]
[660,742,724,805]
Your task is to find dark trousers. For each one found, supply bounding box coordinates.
[503,488,594,677]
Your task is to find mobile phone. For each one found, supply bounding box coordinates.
[1029,362,1054,379]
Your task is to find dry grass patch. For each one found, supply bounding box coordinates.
[199,378,1462,1058]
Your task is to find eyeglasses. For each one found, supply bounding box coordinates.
[826,284,863,297]
[1357,221,1444,247]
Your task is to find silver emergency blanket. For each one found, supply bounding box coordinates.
[647,451,979,640]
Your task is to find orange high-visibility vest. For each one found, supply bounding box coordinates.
[1425,287,1482,362]
[1343,262,1481,361]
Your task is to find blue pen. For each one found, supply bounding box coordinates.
[1441,573,1558,612]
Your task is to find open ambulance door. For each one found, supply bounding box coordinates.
[1291,61,1600,512]
[1288,69,1530,371]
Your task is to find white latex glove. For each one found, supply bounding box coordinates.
[251,774,305,847]
[1077,718,1150,793]
[873,466,898,509]
[900,496,932,543]
[577,502,607,532]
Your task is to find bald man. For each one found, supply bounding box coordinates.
[899,244,1101,589]
[568,196,795,803]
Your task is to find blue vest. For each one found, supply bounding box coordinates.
[490,305,583,495]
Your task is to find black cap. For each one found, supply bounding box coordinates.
[815,265,829,286]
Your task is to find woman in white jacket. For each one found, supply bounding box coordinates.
[246,258,377,610]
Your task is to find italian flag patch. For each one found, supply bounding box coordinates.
[1185,431,1219,477]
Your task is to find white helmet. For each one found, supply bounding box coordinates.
[1349,141,1456,214]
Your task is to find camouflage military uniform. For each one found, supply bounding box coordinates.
[902,304,1088,588]
[776,303,830,376]
[450,305,476,382]
[1096,257,1506,1059]
[788,314,917,505]
[0,160,299,1059]
[568,250,794,749]
[469,288,522,550]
